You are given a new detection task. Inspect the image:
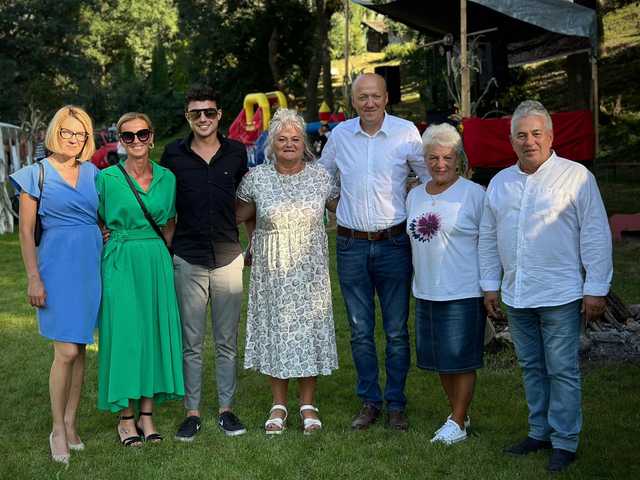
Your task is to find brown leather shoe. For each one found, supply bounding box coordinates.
[351,404,381,430]
[387,410,409,431]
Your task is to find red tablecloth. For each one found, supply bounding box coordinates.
[462,110,595,168]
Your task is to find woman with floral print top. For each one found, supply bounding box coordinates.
[405,123,486,446]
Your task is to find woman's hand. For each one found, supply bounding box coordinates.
[101,227,111,243]
[243,249,253,267]
[27,276,47,307]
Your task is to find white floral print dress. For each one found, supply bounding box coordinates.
[237,162,339,379]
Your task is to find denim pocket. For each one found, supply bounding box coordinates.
[336,235,353,251]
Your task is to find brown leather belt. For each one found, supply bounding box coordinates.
[337,222,406,241]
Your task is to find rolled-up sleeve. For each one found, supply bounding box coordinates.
[478,189,502,292]
[576,173,613,296]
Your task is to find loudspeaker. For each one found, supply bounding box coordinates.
[374,65,401,105]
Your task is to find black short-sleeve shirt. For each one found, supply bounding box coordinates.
[160,133,248,268]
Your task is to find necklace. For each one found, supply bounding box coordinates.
[424,184,437,206]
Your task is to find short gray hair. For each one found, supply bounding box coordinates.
[422,123,468,173]
[511,100,553,135]
[264,108,315,163]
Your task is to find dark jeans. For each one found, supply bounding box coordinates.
[336,231,412,412]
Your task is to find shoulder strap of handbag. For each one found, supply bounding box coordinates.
[37,160,44,206]
[116,163,168,248]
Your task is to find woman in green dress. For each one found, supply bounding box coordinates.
[97,112,184,446]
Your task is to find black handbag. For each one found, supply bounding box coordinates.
[34,161,44,246]
[116,163,170,252]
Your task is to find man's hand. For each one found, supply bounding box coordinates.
[582,295,606,324]
[484,291,502,319]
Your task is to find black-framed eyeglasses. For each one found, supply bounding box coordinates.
[59,128,89,142]
[185,108,220,121]
[119,129,152,144]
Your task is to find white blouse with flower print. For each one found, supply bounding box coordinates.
[406,177,485,301]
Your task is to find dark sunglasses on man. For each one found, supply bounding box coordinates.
[185,108,220,122]
[119,129,152,144]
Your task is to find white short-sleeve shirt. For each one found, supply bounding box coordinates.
[406,177,485,301]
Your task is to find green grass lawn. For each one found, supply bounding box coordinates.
[0,230,639,479]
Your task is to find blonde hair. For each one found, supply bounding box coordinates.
[44,105,96,161]
[116,112,154,133]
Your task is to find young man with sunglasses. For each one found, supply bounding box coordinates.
[160,85,249,440]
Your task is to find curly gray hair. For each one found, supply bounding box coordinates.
[510,100,553,136]
[264,108,315,163]
[421,123,468,174]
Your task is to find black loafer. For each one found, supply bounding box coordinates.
[503,436,552,456]
[547,448,576,473]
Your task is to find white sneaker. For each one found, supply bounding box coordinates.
[434,414,470,435]
[430,419,468,445]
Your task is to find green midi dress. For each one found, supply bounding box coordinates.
[96,162,184,412]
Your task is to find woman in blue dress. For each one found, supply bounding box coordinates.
[10,105,102,465]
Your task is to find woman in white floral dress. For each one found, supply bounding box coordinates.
[236,109,339,434]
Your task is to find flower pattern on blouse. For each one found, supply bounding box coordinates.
[409,212,441,242]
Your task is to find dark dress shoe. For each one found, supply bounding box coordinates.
[503,436,552,456]
[351,404,380,430]
[547,448,576,473]
[387,410,409,431]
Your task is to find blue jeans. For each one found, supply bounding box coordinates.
[506,300,582,452]
[336,232,412,412]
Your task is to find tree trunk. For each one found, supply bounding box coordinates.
[268,26,284,91]
[304,0,335,121]
[322,32,334,111]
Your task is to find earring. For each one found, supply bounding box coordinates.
[148,142,155,151]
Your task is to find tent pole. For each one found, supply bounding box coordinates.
[344,0,350,112]
[460,0,470,117]
[591,56,599,158]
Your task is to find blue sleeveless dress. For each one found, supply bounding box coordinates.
[10,159,102,344]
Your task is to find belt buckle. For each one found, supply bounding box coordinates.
[367,231,376,241]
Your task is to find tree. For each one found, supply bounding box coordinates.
[329,2,367,60]
[0,0,94,122]
[304,0,341,120]
[79,0,179,76]
[176,0,315,117]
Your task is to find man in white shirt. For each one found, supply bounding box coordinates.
[479,100,612,473]
[320,73,429,431]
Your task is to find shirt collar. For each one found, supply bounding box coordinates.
[181,131,227,155]
[353,112,390,137]
[516,150,557,176]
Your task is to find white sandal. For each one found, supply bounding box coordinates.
[299,405,322,435]
[265,404,288,435]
